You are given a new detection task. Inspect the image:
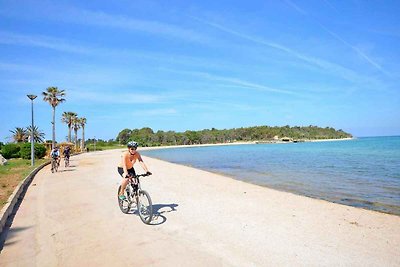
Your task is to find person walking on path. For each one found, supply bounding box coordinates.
[117,141,151,200]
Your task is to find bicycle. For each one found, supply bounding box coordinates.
[51,157,59,173]
[118,173,153,224]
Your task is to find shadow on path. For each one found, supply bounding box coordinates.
[58,168,76,172]
[0,226,33,249]
[149,203,179,225]
[125,203,178,225]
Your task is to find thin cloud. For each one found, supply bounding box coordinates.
[0,31,89,54]
[316,22,387,73]
[162,68,298,95]
[321,0,339,12]
[0,30,229,73]
[25,3,213,45]
[283,0,387,74]
[74,10,205,42]
[190,16,385,85]
[68,90,163,104]
[283,0,307,15]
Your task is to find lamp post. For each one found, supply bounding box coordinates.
[27,94,37,166]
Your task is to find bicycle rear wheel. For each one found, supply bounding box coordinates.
[137,190,153,224]
[117,185,130,213]
[65,157,69,167]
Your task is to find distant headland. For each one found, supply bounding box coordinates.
[116,125,352,147]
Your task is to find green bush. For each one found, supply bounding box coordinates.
[34,143,47,159]
[19,143,47,159]
[1,143,21,159]
[19,143,31,159]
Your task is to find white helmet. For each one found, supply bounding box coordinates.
[127,141,138,149]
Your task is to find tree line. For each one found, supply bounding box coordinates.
[116,125,353,147]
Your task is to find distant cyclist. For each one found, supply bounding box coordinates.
[63,145,71,167]
[50,146,60,169]
[117,141,151,200]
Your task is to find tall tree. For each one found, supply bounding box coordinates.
[26,125,45,143]
[61,111,77,142]
[9,127,27,143]
[116,128,132,144]
[72,116,81,149]
[42,86,66,148]
[79,117,87,150]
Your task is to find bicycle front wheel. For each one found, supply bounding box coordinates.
[51,160,56,173]
[137,190,153,224]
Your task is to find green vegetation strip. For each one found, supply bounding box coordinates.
[0,159,49,234]
[0,159,48,207]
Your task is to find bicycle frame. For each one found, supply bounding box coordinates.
[125,174,147,199]
[118,173,153,224]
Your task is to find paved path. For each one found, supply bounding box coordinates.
[0,150,225,266]
[0,149,399,266]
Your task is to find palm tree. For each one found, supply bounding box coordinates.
[72,116,81,149]
[26,125,46,143]
[61,111,77,142]
[42,86,66,148]
[79,117,87,151]
[9,127,27,143]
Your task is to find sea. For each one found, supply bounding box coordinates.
[141,136,400,215]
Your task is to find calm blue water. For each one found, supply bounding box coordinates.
[142,137,400,215]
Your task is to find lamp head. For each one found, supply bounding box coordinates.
[27,94,37,100]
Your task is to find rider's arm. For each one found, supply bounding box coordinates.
[137,153,150,173]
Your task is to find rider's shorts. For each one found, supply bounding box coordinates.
[117,167,136,178]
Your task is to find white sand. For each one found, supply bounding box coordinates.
[0,149,399,266]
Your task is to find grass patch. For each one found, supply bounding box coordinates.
[0,158,48,209]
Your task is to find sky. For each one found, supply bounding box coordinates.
[0,0,399,143]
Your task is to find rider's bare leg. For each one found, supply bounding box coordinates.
[119,178,129,196]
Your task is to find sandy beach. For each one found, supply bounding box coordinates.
[0,148,399,266]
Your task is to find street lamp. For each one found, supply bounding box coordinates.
[27,94,37,166]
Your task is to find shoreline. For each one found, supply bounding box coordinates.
[139,137,355,151]
[137,136,400,217]
[141,152,400,217]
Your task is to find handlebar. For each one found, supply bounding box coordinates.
[126,172,152,179]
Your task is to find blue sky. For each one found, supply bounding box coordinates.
[1,0,399,142]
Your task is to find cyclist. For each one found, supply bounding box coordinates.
[63,145,71,166]
[50,146,60,170]
[117,141,151,200]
